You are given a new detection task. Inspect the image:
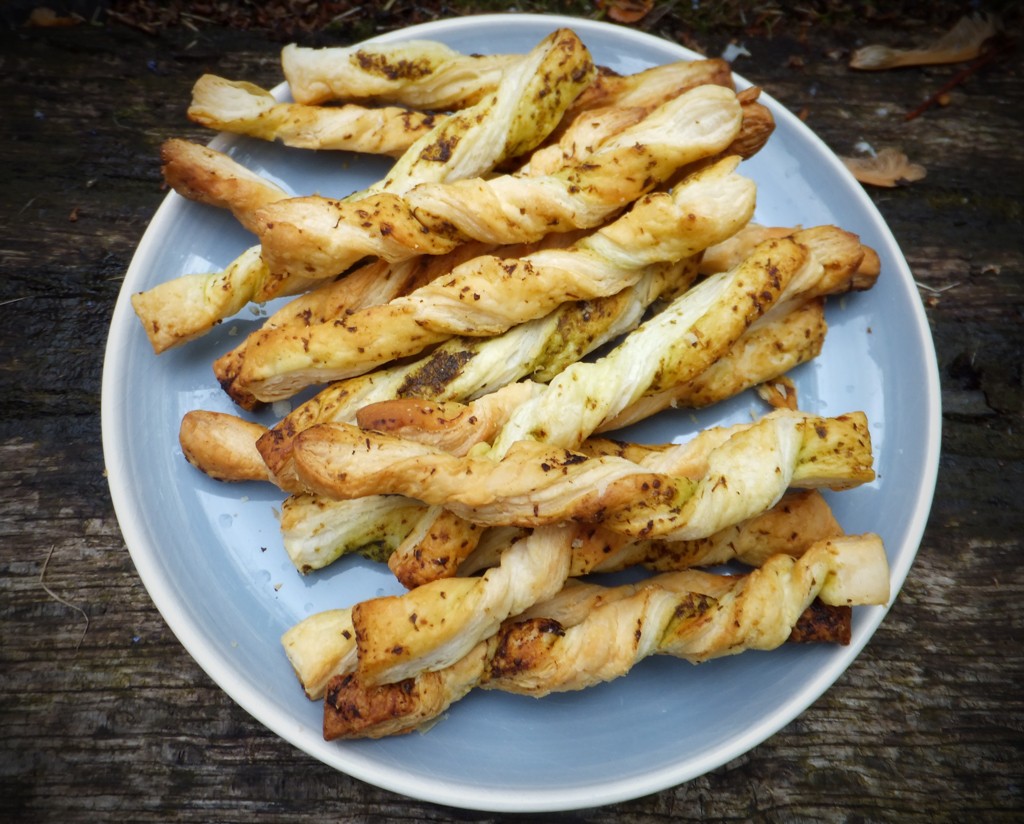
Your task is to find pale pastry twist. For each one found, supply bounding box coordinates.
[129,246,317,355]
[214,238,509,409]
[188,74,445,155]
[487,534,890,692]
[461,488,842,578]
[321,535,889,738]
[518,58,735,176]
[281,39,523,108]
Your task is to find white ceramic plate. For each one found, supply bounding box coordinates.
[102,14,941,813]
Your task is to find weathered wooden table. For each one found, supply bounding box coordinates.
[2,5,1021,821]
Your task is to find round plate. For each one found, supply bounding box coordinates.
[102,14,941,813]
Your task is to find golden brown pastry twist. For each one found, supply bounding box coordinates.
[291,410,874,539]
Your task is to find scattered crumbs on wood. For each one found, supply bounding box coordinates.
[40,545,90,650]
[69,207,79,222]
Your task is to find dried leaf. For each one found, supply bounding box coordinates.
[841,148,927,188]
[601,0,654,24]
[850,14,999,70]
[27,7,80,27]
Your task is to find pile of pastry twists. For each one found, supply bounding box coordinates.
[131,30,890,740]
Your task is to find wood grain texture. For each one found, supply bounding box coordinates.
[1,10,1022,823]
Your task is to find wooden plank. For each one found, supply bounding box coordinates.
[1,11,1021,822]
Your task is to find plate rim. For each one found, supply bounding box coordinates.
[101,12,942,813]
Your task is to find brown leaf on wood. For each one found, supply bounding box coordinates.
[841,148,926,188]
[849,14,1000,70]
[27,7,80,27]
[601,0,655,25]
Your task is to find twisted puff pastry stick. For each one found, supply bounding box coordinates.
[465,488,842,578]
[159,138,290,235]
[283,35,729,112]
[215,235,574,409]
[238,156,755,402]
[321,535,889,738]
[517,59,737,176]
[292,409,874,540]
[281,39,524,109]
[188,74,446,156]
[131,29,594,353]
[281,488,843,700]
